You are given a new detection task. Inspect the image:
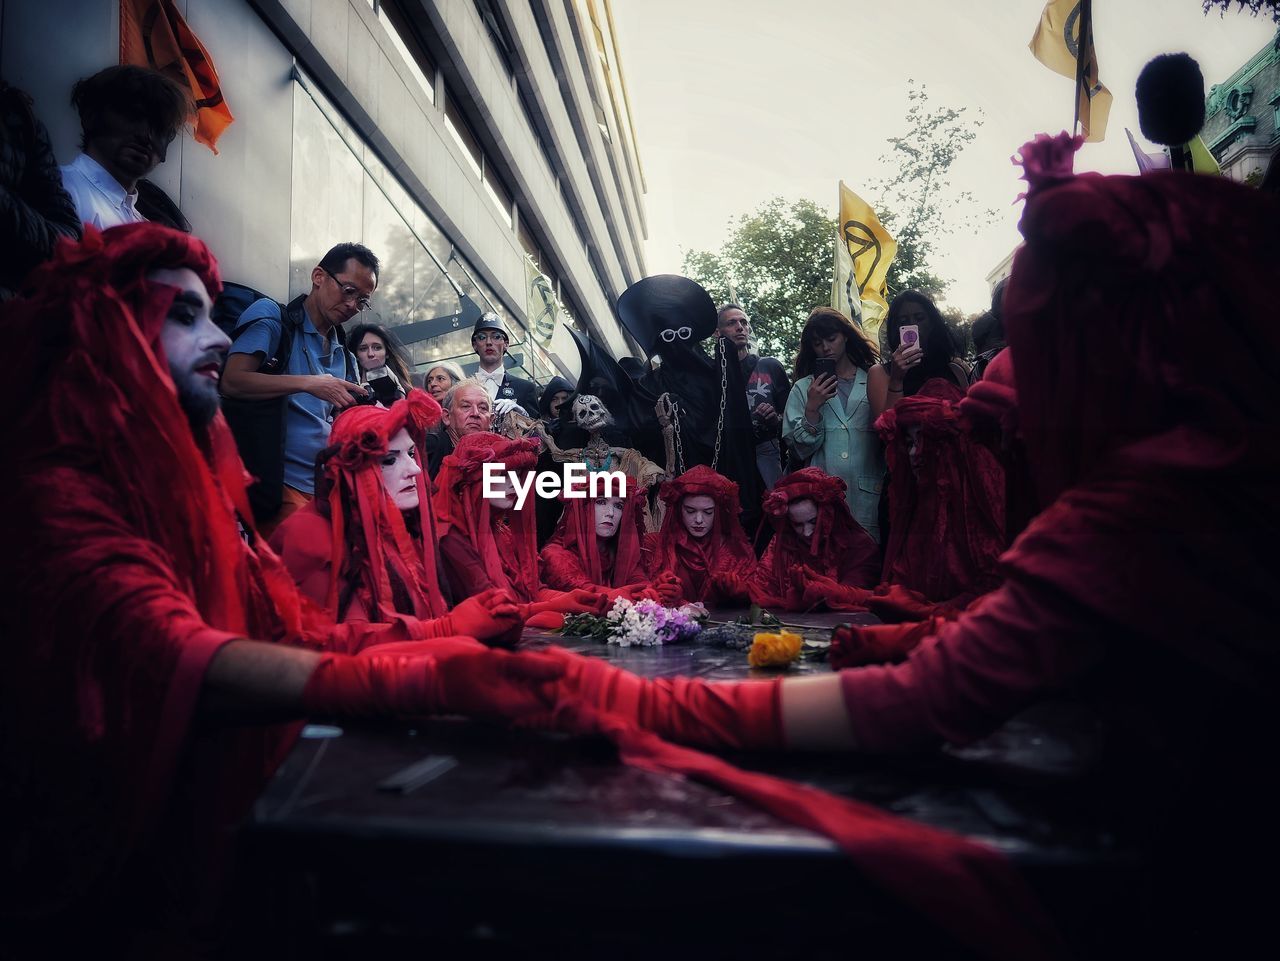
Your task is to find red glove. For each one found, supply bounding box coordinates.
[653,572,684,607]
[302,646,565,722]
[800,570,872,612]
[536,646,783,751]
[829,618,940,669]
[866,584,966,623]
[423,588,523,642]
[710,571,750,603]
[523,589,608,617]
[525,611,566,630]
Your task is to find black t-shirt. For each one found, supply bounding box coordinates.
[742,354,790,441]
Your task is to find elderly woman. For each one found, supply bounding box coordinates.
[269,391,520,642]
[423,359,465,402]
[643,466,756,606]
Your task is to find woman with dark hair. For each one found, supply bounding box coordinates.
[868,290,972,418]
[782,306,886,542]
[346,322,411,402]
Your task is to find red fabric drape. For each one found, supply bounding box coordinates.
[876,379,1007,605]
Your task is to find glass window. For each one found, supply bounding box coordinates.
[378,1,436,104]
[444,94,483,178]
[483,169,514,228]
[290,84,364,298]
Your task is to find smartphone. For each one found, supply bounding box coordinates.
[813,357,838,381]
[900,324,920,348]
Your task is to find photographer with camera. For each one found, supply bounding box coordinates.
[220,242,376,534]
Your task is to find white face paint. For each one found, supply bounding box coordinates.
[151,266,229,427]
[379,428,422,511]
[594,496,626,538]
[787,498,818,543]
[573,394,612,433]
[487,468,516,511]
[681,495,716,539]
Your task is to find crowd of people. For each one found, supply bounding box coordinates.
[1,59,1277,960]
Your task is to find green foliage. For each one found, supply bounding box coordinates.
[681,197,835,363]
[681,84,989,363]
[869,82,992,300]
[1202,0,1280,22]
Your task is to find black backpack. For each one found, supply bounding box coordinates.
[216,287,355,523]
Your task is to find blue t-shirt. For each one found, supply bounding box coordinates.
[228,298,355,495]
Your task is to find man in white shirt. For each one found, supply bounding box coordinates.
[471,312,537,417]
[60,66,192,230]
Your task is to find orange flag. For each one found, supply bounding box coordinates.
[120,0,234,153]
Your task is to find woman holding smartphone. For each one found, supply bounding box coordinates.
[782,307,886,543]
[868,290,972,419]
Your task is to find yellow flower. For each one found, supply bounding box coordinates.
[748,630,803,668]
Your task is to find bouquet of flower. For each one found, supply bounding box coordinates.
[561,598,706,647]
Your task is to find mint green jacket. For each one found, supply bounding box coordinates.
[782,367,886,543]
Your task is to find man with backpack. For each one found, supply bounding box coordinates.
[221,242,376,533]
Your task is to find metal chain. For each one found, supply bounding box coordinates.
[710,336,728,472]
[671,399,686,476]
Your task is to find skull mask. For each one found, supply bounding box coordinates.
[572,394,614,433]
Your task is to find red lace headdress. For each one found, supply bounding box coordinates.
[651,465,753,577]
[545,476,648,588]
[432,432,542,601]
[320,390,446,620]
[1002,132,1279,688]
[2,223,306,641]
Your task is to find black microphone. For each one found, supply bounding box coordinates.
[1135,53,1205,172]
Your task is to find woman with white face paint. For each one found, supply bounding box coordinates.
[270,391,523,641]
[540,478,653,601]
[643,466,756,606]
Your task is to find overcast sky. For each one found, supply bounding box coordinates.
[609,0,1277,314]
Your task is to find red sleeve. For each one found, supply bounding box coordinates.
[540,543,597,591]
[839,576,1106,751]
[268,506,333,609]
[837,527,884,589]
[3,468,241,905]
[439,529,496,600]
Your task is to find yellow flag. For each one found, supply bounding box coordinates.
[831,227,863,327]
[1188,135,1222,175]
[1029,0,1112,142]
[836,182,896,346]
[524,256,559,348]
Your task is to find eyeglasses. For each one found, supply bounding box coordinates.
[323,267,373,312]
[659,326,693,343]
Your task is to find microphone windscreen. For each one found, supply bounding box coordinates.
[1136,53,1205,147]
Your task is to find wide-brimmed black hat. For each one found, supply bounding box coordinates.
[616,275,716,357]
[472,311,508,339]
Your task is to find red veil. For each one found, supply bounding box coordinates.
[273,390,448,622]
[645,465,756,603]
[753,467,881,609]
[541,478,649,591]
[433,432,543,602]
[876,379,1006,605]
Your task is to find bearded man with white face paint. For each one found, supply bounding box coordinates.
[0,224,565,956]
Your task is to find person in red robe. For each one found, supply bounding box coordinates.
[432,431,607,625]
[875,378,1007,605]
[750,467,882,610]
[536,134,1279,956]
[643,465,756,606]
[540,479,654,600]
[269,390,521,643]
[0,224,566,956]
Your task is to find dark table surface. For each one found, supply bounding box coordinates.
[233,608,1139,960]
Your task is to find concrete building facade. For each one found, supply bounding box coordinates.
[0,0,649,382]
[1203,28,1280,184]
